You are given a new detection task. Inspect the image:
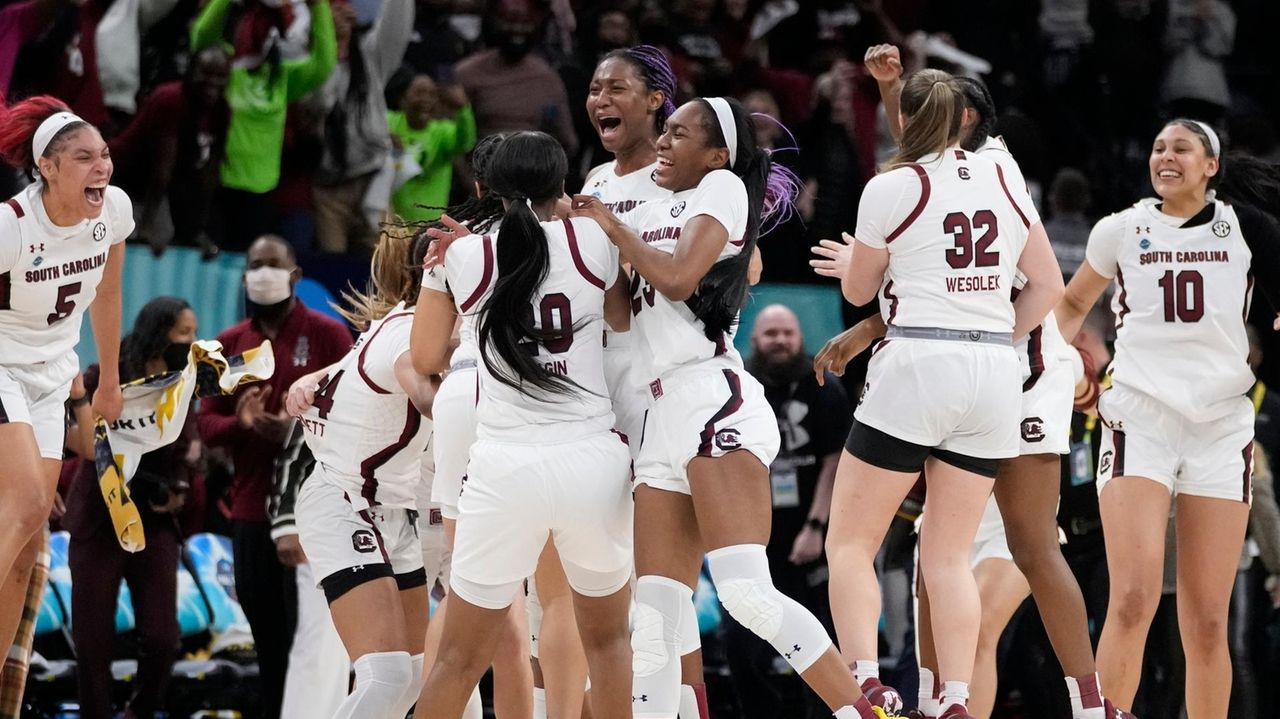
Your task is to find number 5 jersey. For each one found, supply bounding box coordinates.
[0,182,133,371]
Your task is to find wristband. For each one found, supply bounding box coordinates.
[805,518,827,532]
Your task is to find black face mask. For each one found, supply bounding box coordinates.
[497,34,533,63]
[163,342,193,372]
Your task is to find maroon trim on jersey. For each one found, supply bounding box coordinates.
[359,399,423,506]
[996,165,1031,228]
[356,509,392,564]
[563,218,606,290]
[1023,326,1045,392]
[871,338,891,355]
[0,272,10,311]
[884,164,930,244]
[459,236,495,312]
[356,312,414,394]
[1114,268,1130,329]
[1243,443,1254,503]
[1112,429,1126,477]
[882,281,900,325]
[954,150,966,161]
[697,369,744,457]
[3,198,23,218]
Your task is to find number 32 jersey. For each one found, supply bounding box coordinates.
[441,217,620,442]
[0,182,133,366]
[855,148,1037,334]
[1087,199,1253,422]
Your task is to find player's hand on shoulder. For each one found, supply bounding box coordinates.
[569,195,620,236]
[423,213,468,270]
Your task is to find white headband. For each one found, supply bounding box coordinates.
[1192,120,1221,158]
[705,97,738,169]
[32,112,85,161]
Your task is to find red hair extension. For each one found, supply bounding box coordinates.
[0,96,73,170]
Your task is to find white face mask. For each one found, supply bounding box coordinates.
[245,266,294,305]
[449,14,482,42]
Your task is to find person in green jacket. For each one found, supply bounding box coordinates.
[191,0,337,250]
[386,74,476,223]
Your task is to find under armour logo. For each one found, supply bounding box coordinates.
[1136,226,1150,234]
[29,243,43,253]
[633,695,649,703]
[784,643,801,659]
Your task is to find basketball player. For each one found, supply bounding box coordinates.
[817,69,1062,719]
[0,97,129,657]
[1054,119,1280,719]
[571,96,880,719]
[410,131,635,719]
[810,47,1111,718]
[416,132,536,719]
[288,228,437,719]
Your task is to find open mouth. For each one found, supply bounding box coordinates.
[1156,169,1182,180]
[84,186,105,206]
[598,116,622,136]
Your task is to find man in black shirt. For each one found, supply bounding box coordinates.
[727,305,852,718]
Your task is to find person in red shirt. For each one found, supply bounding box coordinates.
[196,235,351,719]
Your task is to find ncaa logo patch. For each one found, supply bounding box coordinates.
[671,201,686,218]
[1212,220,1231,237]
[1139,238,1151,250]
[1098,450,1113,476]
[1021,417,1045,442]
[351,529,377,553]
[715,428,742,451]
[32,256,43,266]
[92,222,107,242]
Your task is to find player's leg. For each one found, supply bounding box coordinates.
[1094,476,1171,709]
[396,580,431,714]
[1174,494,1249,718]
[689,449,876,717]
[0,452,58,654]
[914,554,941,718]
[968,557,1029,719]
[533,540,591,719]
[421,596,484,719]
[0,528,47,719]
[632,484,706,719]
[490,590,533,719]
[568,583,632,719]
[419,590,518,719]
[994,453,1105,716]
[914,456,995,714]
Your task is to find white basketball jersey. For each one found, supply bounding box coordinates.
[301,304,431,510]
[621,169,749,384]
[1086,199,1253,421]
[422,219,504,366]
[583,160,667,224]
[445,217,619,442]
[0,183,133,367]
[856,148,1037,334]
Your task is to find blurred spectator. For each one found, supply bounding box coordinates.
[801,59,866,245]
[312,0,413,254]
[663,0,732,98]
[401,0,474,84]
[195,236,351,719]
[1043,167,1091,274]
[190,0,337,252]
[1160,0,1235,124]
[456,0,578,157]
[63,297,203,719]
[0,0,69,100]
[95,0,186,118]
[112,47,232,257]
[385,76,476,222]
[731,305,849,719]
[8,0,111,128]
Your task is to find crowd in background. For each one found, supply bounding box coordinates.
[5,0,1280,718]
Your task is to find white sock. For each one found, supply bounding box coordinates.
[463,683,482,719]
[532,687,547,719]
[834,707,861,719]
[851,659,879,685]
[918,667,940,717]
[939,680,970,710]
[679,685,698,719]
[1065,674,1106,719]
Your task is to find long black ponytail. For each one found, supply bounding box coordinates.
[477,131,579,396]
[686,97,799,341]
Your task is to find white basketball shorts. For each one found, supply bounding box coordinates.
[0,354,77,460]
[450,431,633,610]
[430,366,478,520]
[1018,357,1074,456]
[634,368,780,495]
[1096,384,1254,504]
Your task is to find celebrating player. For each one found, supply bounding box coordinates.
[0,96,129,655]
[1054,119,1280,719]
[287,227,437,719]
[820,69,1062,719]
[572,96,881,719]
[411,130,635,719]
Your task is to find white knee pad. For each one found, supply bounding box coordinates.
[706,544,832,673]
[393,653,425,716]
[679,587,702,656]
[334,651,414,719]
[632,575,692,718]
[526,576,543,660]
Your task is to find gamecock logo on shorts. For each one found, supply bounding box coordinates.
[351,529,377,553]
[1021,417,1045,442]
[1098,450,1113,476]
[715,428,742,451]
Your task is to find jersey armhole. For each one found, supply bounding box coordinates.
[457,235,496,313]
[883,164,930,244]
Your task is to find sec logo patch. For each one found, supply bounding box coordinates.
[92,222,107,242]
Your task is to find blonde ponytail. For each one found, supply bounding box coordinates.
[887,69,964,170]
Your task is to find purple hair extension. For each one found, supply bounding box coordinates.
[751,112,802,234]
[617,44,678,129]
